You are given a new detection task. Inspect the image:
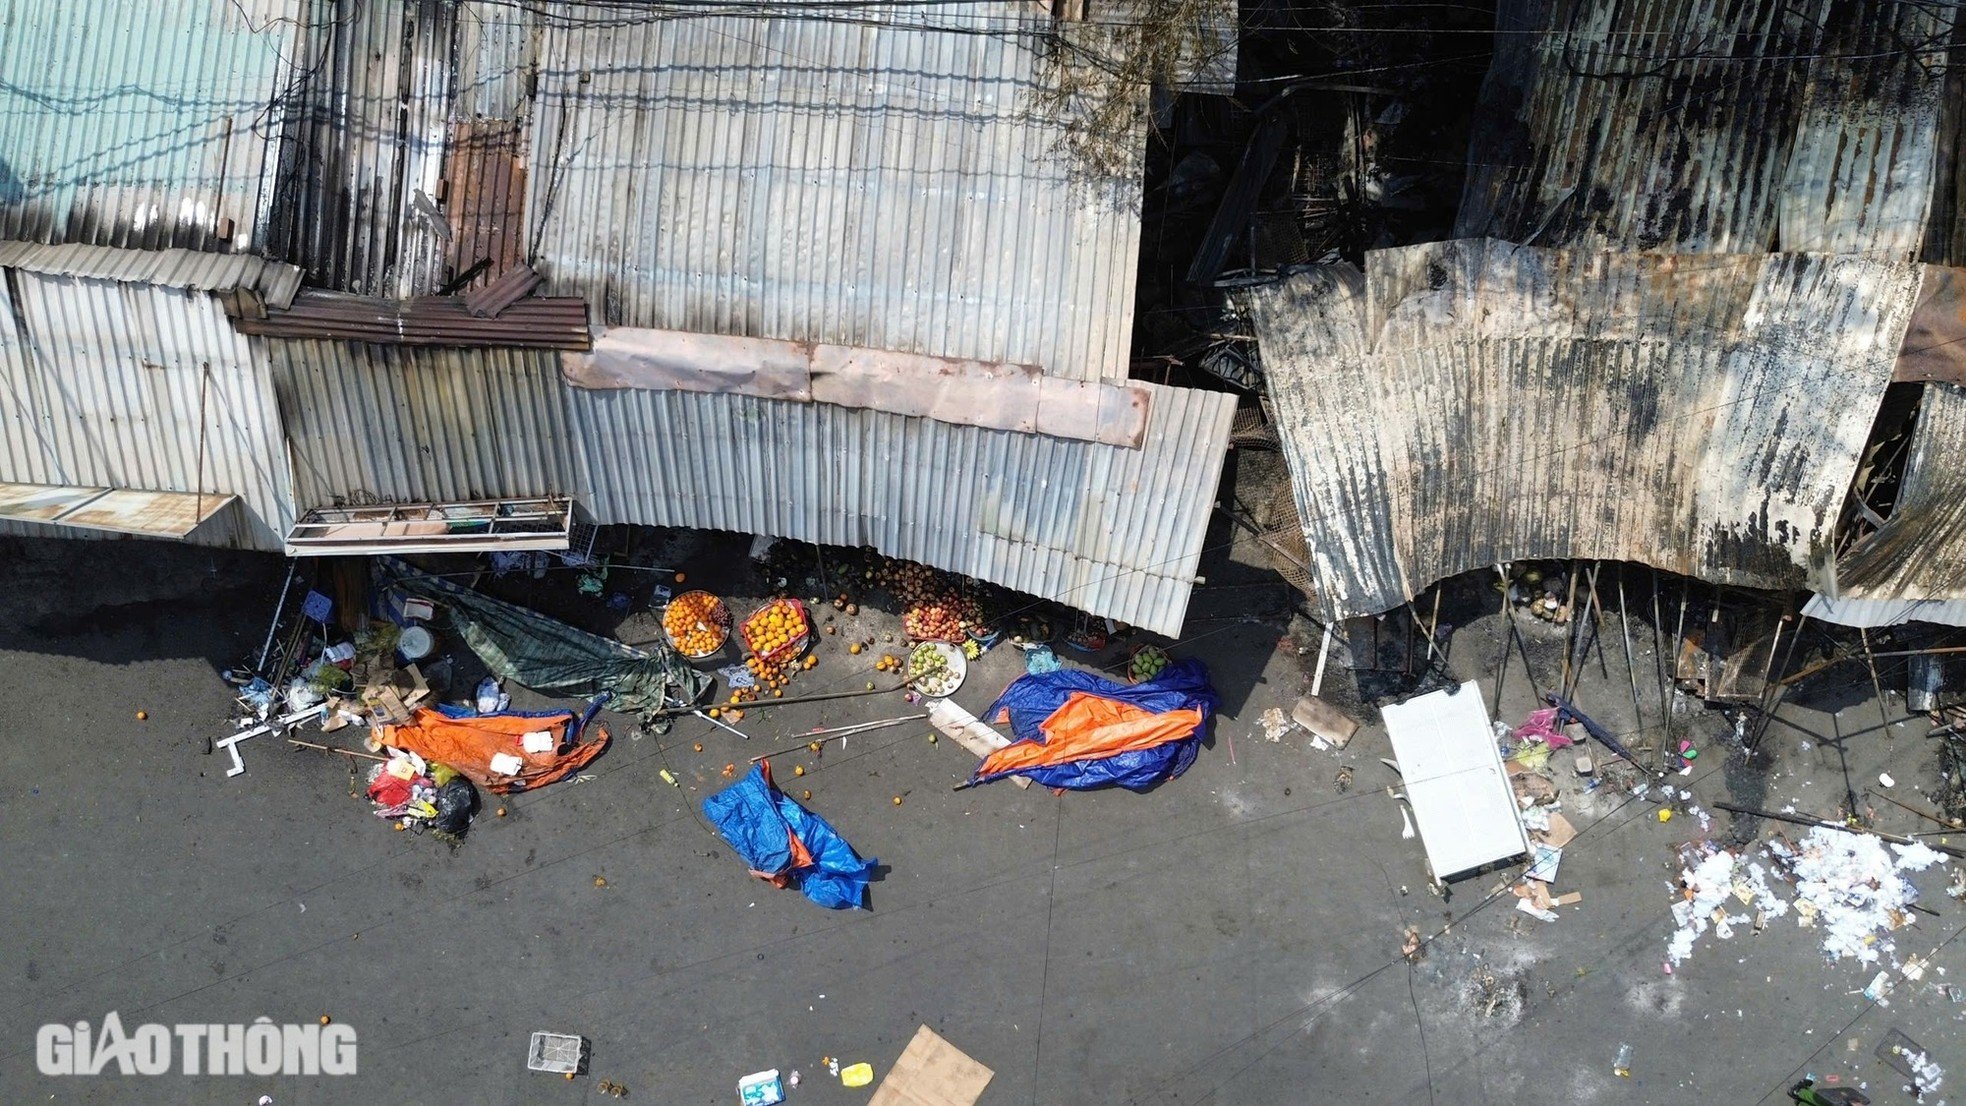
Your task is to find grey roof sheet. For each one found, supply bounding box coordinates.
[1243,239,1924,618]
[519,4,1146,381]
[267,340,1235,636]
[0,241,302,306]
[0,0,305,253]
[1457,0,1954,257]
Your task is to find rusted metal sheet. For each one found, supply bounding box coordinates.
[1242,240,1923,619]
[521,6,1146,383]
[463,265,541,319]
[448,121,529,292]
[0,481,236,539]
[1896,266,1966,386]
[0,0,305,252]
[1458,0,1953,258]
[1837,383,1966,599]
[562,328,1151,447]
[265,339,1235,636]
[233,290,591,349]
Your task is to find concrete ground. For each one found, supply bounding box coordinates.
[1,531,1961,1105]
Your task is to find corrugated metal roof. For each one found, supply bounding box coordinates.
[0,270,291,550]
[232,289,590,348]
[0,480,237,539]
[1457,0,1953,258]
[0,0,305,252]
[519,4,1145,382]
[264,339,1234,635]
[1836,382,1966,600]
[1802,593,1966,630]
[0,241,301,306]
[1242,239,1923,619]
[267,0,456,296]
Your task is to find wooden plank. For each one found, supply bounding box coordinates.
[926,698,1031,789]
[868,1025,994,1106]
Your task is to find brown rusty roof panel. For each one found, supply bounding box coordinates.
[1243,240,1925,619]
[232,290,591,349]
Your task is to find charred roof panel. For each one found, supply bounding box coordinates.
[1244,240,1923,619]
[1458,0,1953,258]
[1836,382,1966,599]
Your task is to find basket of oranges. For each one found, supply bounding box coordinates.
[741,598,812,665]
[662,590,730,659]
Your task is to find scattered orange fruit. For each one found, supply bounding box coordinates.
[892,796,903,806]
[802,790,812,800]
[319,1015,331,1026]
[496,807,507,817]
[135,710,148,721]
[675,572,687,583]
[693,742,704,752]
[794,765,805,777]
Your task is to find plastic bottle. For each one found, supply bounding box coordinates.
[1613,1043,1633,1078]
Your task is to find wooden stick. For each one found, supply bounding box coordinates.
[1616,566,1644,755]
[748,715,928,762]
[288,738,385,762]
[653,678,919,718]
[1714,801,1966,858]
[1559,563,1581,696]
[1867,789,1965,830]
[1859,627,1893,736]
[1491,566,1511,721]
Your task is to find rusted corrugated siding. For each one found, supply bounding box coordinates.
[0,270,290,550]
[0,0,305,252]
[1244,240,1923,619]
[232,290,589,348]
[264,339,1235,635]
[1837,383,1966,598]
[520,5,1146,382]
[1458,0,1953,258]
[446,121,527,287]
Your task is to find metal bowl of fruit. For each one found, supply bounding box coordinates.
[907,641,967,698]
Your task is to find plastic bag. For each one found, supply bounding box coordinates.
[431,777,477,840]
[475,677,509,714]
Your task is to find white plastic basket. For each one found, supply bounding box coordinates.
[526,1031,586,1074]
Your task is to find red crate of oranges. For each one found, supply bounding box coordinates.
[741,598,811,665]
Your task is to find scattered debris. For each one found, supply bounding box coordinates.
[1668,827,1949,968]
[738,1068,786,1105]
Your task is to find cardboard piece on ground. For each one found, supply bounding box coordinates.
[1512,881,1555,910]
[868,1025,994,1106]
[403,663,430,707]
[361,685,411,727]
[926,698,1031,789]
[1537,811,1578,848]
[1551,892,1583,906]
[1291,694,1360,748]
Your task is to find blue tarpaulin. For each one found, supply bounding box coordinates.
[969,658,1219,791]
[702,763,876,910]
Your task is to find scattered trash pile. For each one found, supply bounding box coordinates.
[365,750,477,842]
[1509,771,1584,921]
[1667,827,1949,970]
[1504,563,1575,624]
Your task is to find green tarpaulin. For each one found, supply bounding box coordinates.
[379,559,708,719]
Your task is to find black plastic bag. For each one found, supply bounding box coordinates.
[431,777,477,841]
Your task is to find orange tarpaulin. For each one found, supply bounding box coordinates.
[975,692,1206,779]
[379,708,609,793]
